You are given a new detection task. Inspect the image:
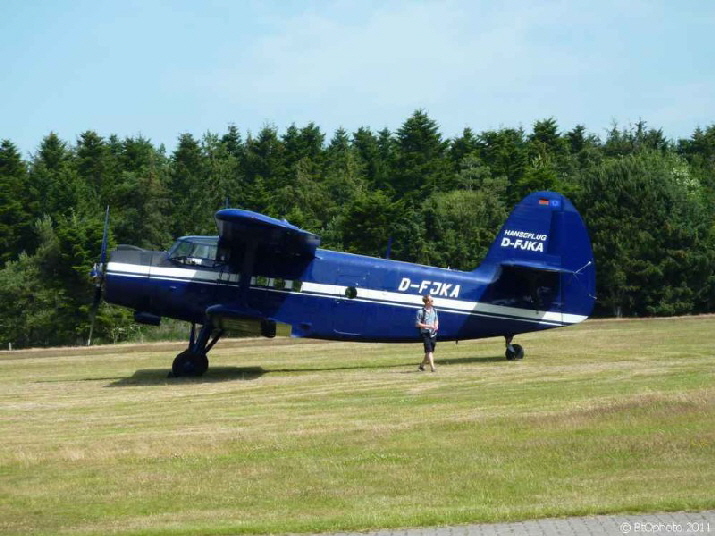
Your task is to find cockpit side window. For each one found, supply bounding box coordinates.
[169,236,221,267]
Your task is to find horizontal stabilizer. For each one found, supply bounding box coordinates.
[499,259,577,274]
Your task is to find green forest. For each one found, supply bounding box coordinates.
[1,111,714,348]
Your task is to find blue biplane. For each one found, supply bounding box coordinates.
[90,191,595,376]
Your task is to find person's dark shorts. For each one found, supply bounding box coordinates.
[422,333,437,353]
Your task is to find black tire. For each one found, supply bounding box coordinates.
[172,350,209,377]
[505,344,524,361]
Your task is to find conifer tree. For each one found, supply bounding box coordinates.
[168,133,205,236]
[243,126,285,211]
[393,110,450,202]
[0,140,33,264]
[31,133,79,220]
[352,127,390,191]
[476,127,528,203]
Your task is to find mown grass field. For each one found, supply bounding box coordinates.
[1,316,714,536]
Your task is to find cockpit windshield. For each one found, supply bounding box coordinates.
[168,236,222,267]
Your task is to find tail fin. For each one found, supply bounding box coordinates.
[480,192,596,321]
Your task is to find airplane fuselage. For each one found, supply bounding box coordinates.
[105,244,586,343]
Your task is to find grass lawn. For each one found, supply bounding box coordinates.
[1,316,713,535]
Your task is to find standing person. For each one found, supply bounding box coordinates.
[416,294,439,372]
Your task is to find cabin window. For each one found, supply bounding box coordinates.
[345,286,357,299]
[292,280,303,292]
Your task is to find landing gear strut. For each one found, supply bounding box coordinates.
[171,322,223,377]
[504,334,524,361]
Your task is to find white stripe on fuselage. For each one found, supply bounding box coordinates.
[106,262,587,326]
[107,262,240,284]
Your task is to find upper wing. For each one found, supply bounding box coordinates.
[215,209,320,258]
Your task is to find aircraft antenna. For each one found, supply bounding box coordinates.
[384,236,393,259]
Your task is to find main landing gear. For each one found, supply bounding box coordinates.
[504,334,524,361]
[171,322,223,377]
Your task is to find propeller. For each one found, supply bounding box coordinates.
[87,206,110,346]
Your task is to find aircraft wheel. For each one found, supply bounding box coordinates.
[172,350,209,377]
[505,344,524,361]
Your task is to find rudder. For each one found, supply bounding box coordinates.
[480,191,596,321]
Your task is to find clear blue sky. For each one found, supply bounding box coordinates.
[2,0,714,157]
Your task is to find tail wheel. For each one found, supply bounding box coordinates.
[505,344,524,361]
[172,350,209,377]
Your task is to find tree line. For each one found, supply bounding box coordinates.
[1,111,714,348]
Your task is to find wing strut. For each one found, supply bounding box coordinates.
[238,240,257,306]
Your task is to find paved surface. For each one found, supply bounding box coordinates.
[317,511,715,536]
